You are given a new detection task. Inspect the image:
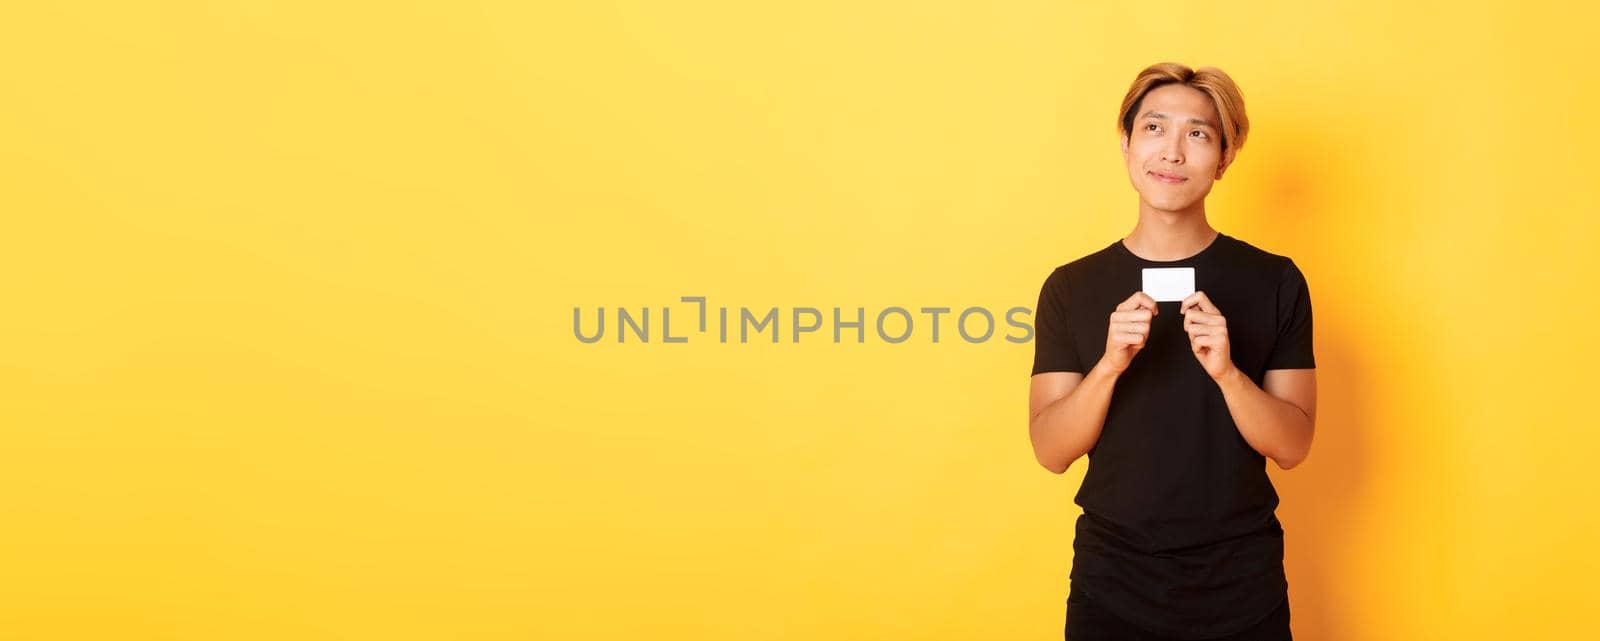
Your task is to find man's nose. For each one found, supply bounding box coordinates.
[1162,138,1184,163]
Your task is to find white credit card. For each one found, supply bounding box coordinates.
[1141,267,1195,302]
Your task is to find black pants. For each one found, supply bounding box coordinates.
[1064,584,1291,641]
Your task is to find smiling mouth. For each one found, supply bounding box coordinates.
[1148,171,1187,183]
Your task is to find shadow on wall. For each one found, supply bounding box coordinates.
[1246,123,1377,641]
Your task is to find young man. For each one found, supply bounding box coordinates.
[1028,63,1318,641]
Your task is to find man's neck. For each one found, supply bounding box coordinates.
[1122,201,1218,261]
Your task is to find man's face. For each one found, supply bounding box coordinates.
[1121,83,1235,213]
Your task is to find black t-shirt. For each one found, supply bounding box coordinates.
[1031,232,1315,639]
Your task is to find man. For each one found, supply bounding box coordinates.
[1028,63,1317,641]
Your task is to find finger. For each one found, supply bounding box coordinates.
[1114,332,1145,348]
[1111,309,1153,323]
[1181,290,1220,315]
[1185,324,1227,338]
[1118,294,1157,315]
[1179,297,1201,316]
[1114,321,1150,336]
[1133,291,1159,314]
[1183,310,1224,326]
[1116,292,1152,312]
[1183,311,1224,333]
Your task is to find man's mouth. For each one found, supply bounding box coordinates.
[1148,170,1187,184]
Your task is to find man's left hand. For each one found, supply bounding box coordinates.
[1181,291,1237,381]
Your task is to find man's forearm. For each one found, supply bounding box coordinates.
[1215,367,1313,469]
[1030,359,1121,474]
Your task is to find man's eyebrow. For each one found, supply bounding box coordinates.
[1138,110,1219,130]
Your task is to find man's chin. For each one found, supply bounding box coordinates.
[1139,194,1199,213]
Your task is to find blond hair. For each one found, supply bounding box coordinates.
[1118,63,1249,154]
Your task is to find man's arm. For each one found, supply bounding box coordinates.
[1030,290,1157,474]
[1215,367,1318,470]
[1028,359,1122,474]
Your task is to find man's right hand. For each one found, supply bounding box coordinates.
[1100,291,1158,374]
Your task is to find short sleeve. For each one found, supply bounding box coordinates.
[1031,268,1085,375]
[1264,259,1316,370]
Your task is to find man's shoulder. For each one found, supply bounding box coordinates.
[1047,241,1123,278]
[1220,234,1299,275]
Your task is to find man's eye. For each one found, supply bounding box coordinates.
[1145,123,1160,131]
[1191,130,1208,139]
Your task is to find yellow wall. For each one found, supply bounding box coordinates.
[2,2,1596,639]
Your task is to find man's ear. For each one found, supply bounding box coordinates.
[1214,146,1236,180]
[1120,134,1129,160]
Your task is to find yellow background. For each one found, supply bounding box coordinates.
[2,2,1596,639]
